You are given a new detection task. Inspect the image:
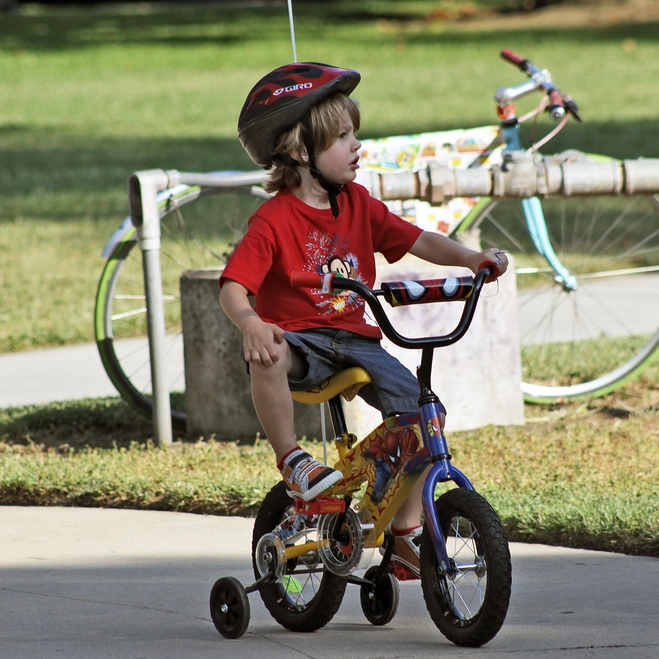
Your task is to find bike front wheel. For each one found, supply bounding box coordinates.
[94,181,266,428]
[420,487,512,647]
[463,193,659,403]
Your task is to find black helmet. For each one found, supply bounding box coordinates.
[238,62,361,169]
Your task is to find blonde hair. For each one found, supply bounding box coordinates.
[265,92,361,193]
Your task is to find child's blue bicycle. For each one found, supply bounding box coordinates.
[209,264,512,646]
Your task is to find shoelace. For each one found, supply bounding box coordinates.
[291,458,322,484]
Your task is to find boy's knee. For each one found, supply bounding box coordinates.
[251,353,286,377]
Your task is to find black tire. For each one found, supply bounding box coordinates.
[360,565,399,626]
[420,488,512,647]
[252,481,348,632]
[210,576,250,639]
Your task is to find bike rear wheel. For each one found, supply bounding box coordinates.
[94,182,265,428]
[252,481,347,632]
[462,193,659,403]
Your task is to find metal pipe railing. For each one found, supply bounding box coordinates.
[364,154,659,204]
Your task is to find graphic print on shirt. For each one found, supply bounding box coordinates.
[305,228,365,316]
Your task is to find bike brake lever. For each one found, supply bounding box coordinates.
[562,94,582,122]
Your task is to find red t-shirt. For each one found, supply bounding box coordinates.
[219,182,423,339]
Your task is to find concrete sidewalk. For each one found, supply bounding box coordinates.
[2,348,659,657]
[2,506,658,659]
[0,343,120,408]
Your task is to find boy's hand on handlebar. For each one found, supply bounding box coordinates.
[476,248,509,283]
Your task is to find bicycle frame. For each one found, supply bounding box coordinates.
[289,268,491,574]
[315,402,475,574]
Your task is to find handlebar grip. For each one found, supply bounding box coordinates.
[290,271,336,292]
[501,48,527,69]
[547,89,566,120]
[382,277,475,308]
[477,261,503,284]
[548,89,563,105]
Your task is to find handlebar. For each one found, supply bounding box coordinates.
[497,48,581,122]
[290,267,496,352]
[500,48,543,78]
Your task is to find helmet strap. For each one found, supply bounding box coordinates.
[301,115,343,217]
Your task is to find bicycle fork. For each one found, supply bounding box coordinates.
[501,120,578,292]
[522,196,578,291]
[419,397,476,574]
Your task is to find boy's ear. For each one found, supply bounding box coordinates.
[289,146,309,166]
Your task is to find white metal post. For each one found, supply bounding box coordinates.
[128,169,173,446]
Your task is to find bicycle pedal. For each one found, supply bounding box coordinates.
[294,495,346,516]
[390,562,420,582]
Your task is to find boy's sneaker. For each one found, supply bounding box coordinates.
[385,525,423,581]
[280,448,343,502]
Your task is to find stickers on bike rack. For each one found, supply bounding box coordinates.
[355,125,504,234]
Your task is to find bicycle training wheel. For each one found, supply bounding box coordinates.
[461,193,659,403]
[360,564,400,626]
[94,182,266,428]
[420,488,512,647]
[209,576,250,639]
[251,481,347,632]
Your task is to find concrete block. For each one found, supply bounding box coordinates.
[180,269,325,440]
[180,257,524,442]
[342,254,524,436]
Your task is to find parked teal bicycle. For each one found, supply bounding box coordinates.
[94,50,659,428]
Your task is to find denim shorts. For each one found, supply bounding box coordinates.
[284,328,444,418]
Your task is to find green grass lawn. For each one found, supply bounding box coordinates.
[2,1,659,352]
[2,366,659,556]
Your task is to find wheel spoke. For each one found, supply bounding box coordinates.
[466,194,659,401]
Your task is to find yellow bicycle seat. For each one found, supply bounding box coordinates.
[291,367,372,405]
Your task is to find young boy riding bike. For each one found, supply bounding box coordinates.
[220,62,508,578]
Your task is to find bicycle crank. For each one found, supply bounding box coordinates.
[317,501,375,576]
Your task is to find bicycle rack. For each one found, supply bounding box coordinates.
[367,154,659,204]
[127,169,266,445]
[128,169,174,446]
